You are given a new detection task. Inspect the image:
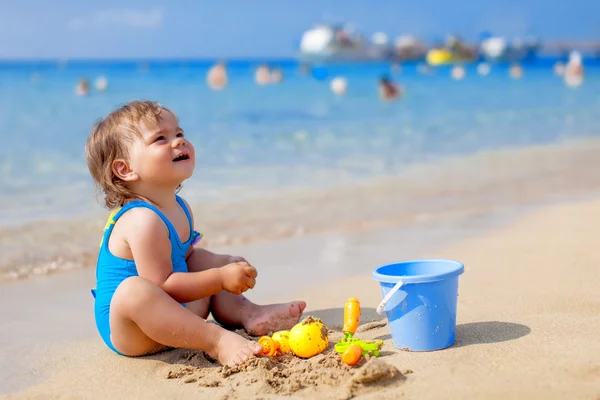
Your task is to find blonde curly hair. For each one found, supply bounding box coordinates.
[85,100,176,209]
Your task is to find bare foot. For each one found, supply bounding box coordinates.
[211,330,263,366]
[244,301,307,336]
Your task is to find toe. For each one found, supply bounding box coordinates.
[289,301,306,317]
[297,301,307,313]
[252,343,263,355]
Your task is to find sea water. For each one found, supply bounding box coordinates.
[0,59,599,226]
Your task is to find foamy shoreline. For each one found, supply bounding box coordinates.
[2,138,600,283]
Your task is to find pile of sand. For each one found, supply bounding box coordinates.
[164,349,407,399]
[160,322,410,399]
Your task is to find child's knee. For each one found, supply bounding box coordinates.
[113,276,162,314]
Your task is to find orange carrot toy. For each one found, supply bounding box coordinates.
[342,297,361,336]
[341,343,363,366]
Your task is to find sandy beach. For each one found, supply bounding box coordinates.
[2,191,600,399]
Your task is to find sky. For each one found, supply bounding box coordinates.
[0,0,599,59]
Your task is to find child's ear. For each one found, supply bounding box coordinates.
[112,159,139,182]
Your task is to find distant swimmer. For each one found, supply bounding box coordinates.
[207,62,228,90]
[75,78,89,96]
[564,51,584,88]
[330,76,348,95]
[509,64,523,79]
[255,64,271,85]
[451,65,465,80]
[95,76,108,92]
[379,75,401,101]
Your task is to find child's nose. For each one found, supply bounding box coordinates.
[173,137,186,147]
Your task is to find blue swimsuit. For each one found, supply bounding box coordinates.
[92,195,202,355]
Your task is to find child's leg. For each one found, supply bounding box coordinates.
[109,276,262,366]
[210,292,307,336]
[186,293,306,335]
[185,297,210,319]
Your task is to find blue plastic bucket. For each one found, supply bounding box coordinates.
[372,259,464,351]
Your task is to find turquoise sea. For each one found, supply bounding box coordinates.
[0,59,599,226]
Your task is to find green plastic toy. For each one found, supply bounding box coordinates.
[335,334,384,357]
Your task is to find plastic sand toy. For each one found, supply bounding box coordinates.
[335,298,384,363]
[289,317,329,358]
[258,330,291,357]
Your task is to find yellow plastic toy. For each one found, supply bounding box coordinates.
[289,317,329,358]
[272,330,291,354]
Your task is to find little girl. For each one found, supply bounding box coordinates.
[86,100,306,366]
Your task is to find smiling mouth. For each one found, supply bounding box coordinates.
[172,153,190,162]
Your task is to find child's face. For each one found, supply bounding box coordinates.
[127,111,195,187]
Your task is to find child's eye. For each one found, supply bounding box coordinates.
[154,135,166,142]
[176,132,184,137]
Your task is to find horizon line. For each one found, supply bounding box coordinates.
[0,56,301,62]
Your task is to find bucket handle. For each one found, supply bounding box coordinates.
[376,279,405,315]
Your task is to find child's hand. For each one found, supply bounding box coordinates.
[220,262,257,295]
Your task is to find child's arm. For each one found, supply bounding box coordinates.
[124,208,255,303]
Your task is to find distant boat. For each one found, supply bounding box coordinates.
[298,24,390,62]
[479,35,540,63]
[426,49,460,66]
[391,35,428,62]
[425,36,477,66]
[298,25,542,65]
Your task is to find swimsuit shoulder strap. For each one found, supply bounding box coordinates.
[100,200,175,249]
